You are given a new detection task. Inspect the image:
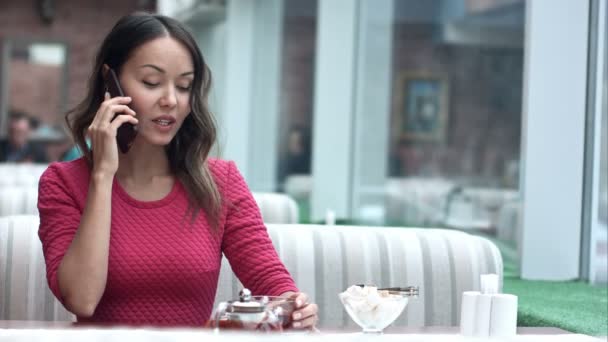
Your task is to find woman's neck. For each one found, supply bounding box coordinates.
[116,143,171,185]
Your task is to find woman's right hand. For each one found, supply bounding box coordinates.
[87,92,138,178]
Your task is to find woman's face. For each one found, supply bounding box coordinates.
[118,36,194,147]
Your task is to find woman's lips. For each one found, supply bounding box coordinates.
[151,118,175,132]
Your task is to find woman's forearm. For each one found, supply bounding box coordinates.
[56,173,113,317]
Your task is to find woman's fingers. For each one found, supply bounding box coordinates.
[108,104,137,120]
[89,102,136,135]
[292,313,318,329]
[109,114,138,132]
[291,292,318,330]
[101,97,134,123]
[293,293,309,308]
[89,96,134,132]
[292,302,317,320]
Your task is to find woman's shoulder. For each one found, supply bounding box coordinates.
[206,157,233,187]
[206,157,233,177]
[40,157,89,186]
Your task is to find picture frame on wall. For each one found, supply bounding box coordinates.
[394,72,449,143]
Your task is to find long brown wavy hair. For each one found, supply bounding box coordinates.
[65,12,222,230]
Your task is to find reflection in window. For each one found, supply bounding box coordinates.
[277,0,317,214]
[385,1,525,239]
[3,41,69,162]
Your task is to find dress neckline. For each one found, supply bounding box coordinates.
[113,176,181,208]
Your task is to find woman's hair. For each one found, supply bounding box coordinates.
[66,12,222,230]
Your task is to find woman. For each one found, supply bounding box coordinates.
[37,12,318,328]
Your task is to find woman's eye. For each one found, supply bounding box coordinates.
[177,85,191,92]
[143,81,159,87]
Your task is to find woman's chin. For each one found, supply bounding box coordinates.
[133,134,174,149]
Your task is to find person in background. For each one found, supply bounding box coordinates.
[37,12,318,328]
[278,126,311,190]
[285,126,311,175]
[0,110,48,163]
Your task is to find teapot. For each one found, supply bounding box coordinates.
[212,288,296,332]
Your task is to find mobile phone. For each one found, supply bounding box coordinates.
[105,68,137,153]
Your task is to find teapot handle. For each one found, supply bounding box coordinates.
[212,302,229,329]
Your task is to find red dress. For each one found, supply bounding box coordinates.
[37,157,298,326]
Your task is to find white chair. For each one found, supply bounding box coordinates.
[0,163,47,187]
[252,192,299,223]
[0,215,75,321]
[496,200,522,243]
[0,186,39,216]
[385,177,455,225]
[443,188,520,232]
[283,175,312,201]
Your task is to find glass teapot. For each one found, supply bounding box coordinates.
[212,288,296,332]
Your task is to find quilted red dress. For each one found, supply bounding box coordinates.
[37,157,297,326]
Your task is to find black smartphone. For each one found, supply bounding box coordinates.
[105,68,137,153]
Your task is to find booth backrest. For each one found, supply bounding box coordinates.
[251,192,299,224]
[217,223,503,328]
[0,185,298,225]
[1,216,502,328]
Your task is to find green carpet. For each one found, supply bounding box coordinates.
[483,234,608,336]
[295,202,608,335]
[504,278,607,335]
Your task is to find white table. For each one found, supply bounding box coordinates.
[0,321,602,342]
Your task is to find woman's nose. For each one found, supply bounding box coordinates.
[159,87,177,108]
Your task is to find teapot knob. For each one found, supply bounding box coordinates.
[239,288,252,302]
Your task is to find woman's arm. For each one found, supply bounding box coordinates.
[44,94,138,317]
[219,160,317,329]
[221,161,298,296]
[56,173,113,317]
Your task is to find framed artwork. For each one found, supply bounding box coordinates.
[394,72,449,142]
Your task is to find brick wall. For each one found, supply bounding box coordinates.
[8,59,62,125]
[0,0,156,129]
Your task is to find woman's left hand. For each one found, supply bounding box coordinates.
[286,292,318,330]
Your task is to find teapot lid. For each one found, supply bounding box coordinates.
[228,288,266,313]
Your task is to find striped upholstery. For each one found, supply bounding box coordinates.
[0,215,74,321]
[0,164,47,187]
[251,192,299,224]
[216,224,503,328]
[0,164,46,217]
[1,216,502,327]
[0,186,39,216]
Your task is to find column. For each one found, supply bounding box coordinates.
[247,0,284,191]
[222,0,256,178]
[310,0,359,221]
[519,0,590,280]
[222,0,283,188]
[351,0,395,224]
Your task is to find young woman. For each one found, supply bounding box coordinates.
[37,12,318,328]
